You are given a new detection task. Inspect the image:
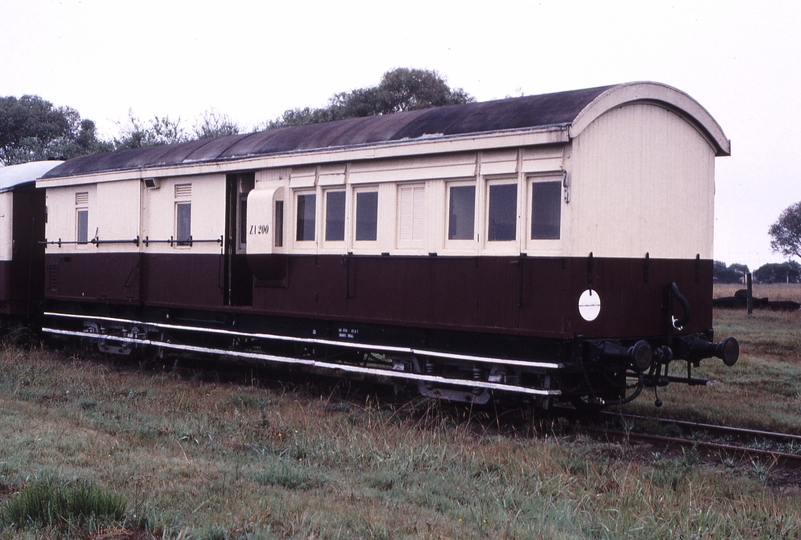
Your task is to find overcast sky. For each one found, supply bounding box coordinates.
[2,0,799,270]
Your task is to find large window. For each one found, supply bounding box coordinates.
[530,181,561,239]
[296,193,316,241]
[355,190,378,241]
[325,190,346,242]
[487,183,517,242]
[448,184,475,240]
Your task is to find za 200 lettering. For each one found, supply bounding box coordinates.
[249,224,270,235]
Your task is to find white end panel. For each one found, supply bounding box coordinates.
[568,102,716,259]
[0,193,12,261]
[246,186,283,254]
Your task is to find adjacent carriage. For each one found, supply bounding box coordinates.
[0,161,60,320]
[36,82,738,408]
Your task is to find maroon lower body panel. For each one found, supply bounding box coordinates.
[0,260,44,316]
[248,254,712,340]
[44,252,712,341]
[45,252,224,309]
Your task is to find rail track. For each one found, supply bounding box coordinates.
[578,411,801,469]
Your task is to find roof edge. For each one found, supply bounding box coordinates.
[569,82,731,156]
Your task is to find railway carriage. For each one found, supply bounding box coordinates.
[37,82,738,408]
[0,161,60,320]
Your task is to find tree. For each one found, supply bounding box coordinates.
[268,68,473,128]
[193,109,240,139]
[713,261,750,283]
[754,261,801,284]
[0,95,109,164]
[113,110,189,150]
[769,201,801,259]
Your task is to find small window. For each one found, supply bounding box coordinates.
[398,185,425,244]
[355,191,378,241]
[77,209,88,244]
[176,202,191,245]
[487,183,517,241]
[274,200,284,248]
[296,193,316,241]
[448,185,475,240]
[531,181,561,239]
[325,190,346,242]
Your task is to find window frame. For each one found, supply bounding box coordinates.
[524,173,564,253]
[445,181,477,246]
[485,179,519,244]
[353,187,379,244]
[294,191,317,243]
[323,189,347,246]
[75,191,89,247]
[175,201,192,246]
[76,208,89,245]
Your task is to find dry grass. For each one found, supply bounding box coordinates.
[0,325,800,538]
[714,282,801,303]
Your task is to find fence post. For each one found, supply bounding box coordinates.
[746,272,753,315]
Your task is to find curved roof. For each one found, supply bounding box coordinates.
[0,160,64,192]
[42,82,729,180]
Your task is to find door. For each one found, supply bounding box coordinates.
[224,173,255,306]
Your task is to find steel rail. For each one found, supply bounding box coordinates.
[582,427,801,468]
[42,327,562,397]
[597,411,801,445]
[43,311,563,370]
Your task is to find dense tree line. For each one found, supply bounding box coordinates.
[714,260,801,284]
[0,68,472,166]
[713,261,750,283]
[0,95,111,164]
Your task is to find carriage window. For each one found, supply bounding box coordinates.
[274,200,284,247]
[448,185,475,240]
[176,202,191,245]
[325,190,346,242]
[355,190,378,241]
[531,181,561,239]
[77,210,88,244]
[175,183,192,246]
[398,185,425,244]
[296,193,316,241]
[75,191,89,244]
[487,183,517,241]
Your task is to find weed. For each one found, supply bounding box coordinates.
[0,475,125,533]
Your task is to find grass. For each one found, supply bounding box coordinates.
[624,284,801,433]
[0,306,800,538]
[0,476,125,533]
[714,282,801,303]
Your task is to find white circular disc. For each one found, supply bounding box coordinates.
[578,289,601,321]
